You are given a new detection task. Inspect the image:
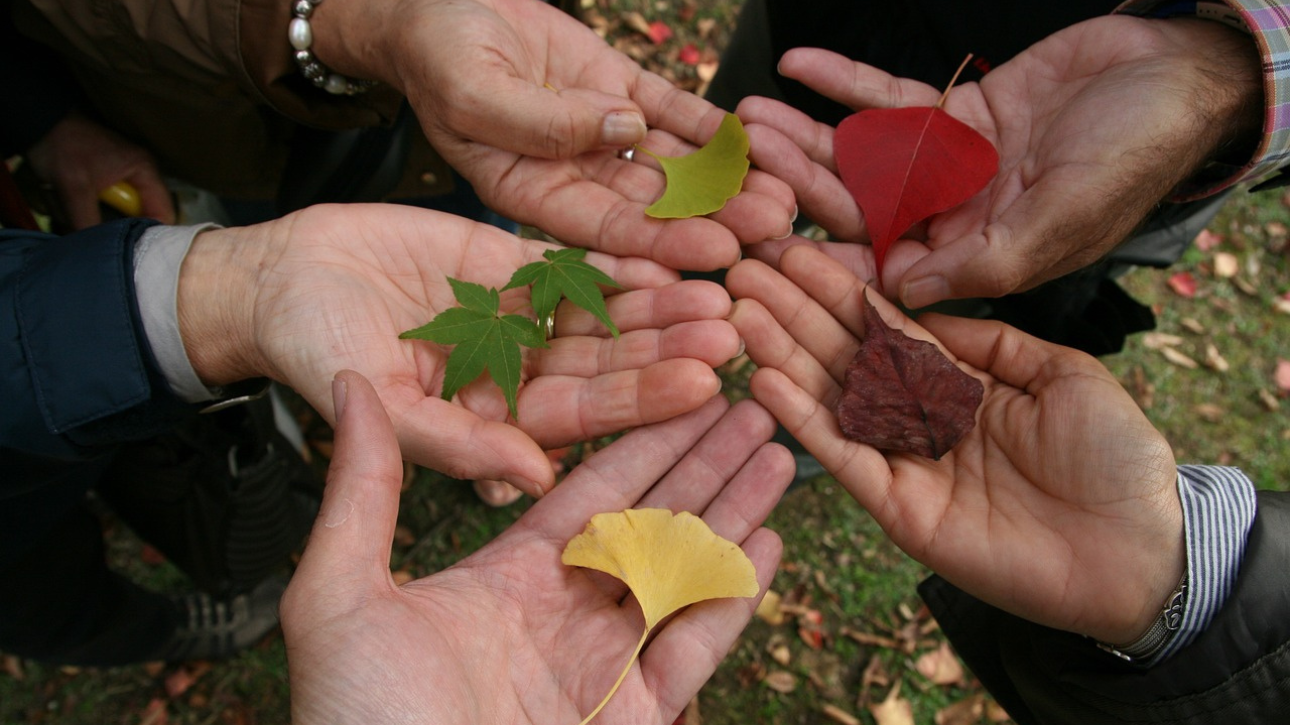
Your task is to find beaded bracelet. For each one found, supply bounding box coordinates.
[288,0,378,95]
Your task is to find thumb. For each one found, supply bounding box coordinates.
[293,370,405,594]
[459,79,646,159]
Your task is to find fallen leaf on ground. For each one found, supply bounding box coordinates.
[623,12,651,36]
[1180,317,1206,334]
[766,633,792,666]
[756,589,785,625]
[1259,389,1282,411]
[678,43,700,65]
[647,20,673,44]
[1161,347,1199,370]
[1195,404,1225,423]
[797,607,825,650]
[1167,272,1198,298]
[1142,332,1184,350]
[1193,228,1223,251]
[868,682,915,725]
[763,670,797,693]
[935,695,985,725]
[1277,359,1290,396]
[562,508,759,724]
[915,642,964,686]
[1204,344,1230,373]
[822,703,863,725]
[1213,252,1239,278]
[639,113,750,219]
[836,295,983,459]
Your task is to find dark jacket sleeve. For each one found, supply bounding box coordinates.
[920,490,1290,724]
[1,219,193,494]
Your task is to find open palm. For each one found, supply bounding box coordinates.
[737,15,1258,305]
[181,203,740,496]
[727,247,1184,645]
[385,0,796,270]
[283,372,791,724]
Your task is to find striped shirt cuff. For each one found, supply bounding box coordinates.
[1151,464,1257,664]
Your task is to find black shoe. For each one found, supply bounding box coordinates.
[152,573,288,662]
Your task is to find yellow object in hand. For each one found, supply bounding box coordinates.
[98,182,142,217]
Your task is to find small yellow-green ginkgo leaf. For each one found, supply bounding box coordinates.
[561,508,760,725]
[640,113,750,219]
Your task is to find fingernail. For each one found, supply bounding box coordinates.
[602,112,647,147]
[735,337,746,358]
[773,219,795,240]
[789,205,799,223]
[901,276,950,310]
[332,376,349,420]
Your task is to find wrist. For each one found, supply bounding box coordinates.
[1155,18,1263,177]
[177,227,270,387]
[302,0,404,92]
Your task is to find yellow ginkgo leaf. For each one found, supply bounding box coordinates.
[561,508,759,725]
[639,112,750,219]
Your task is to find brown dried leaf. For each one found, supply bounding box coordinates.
[842,627,902,650]
[1180,317,1206,334]
[868,682,915,725]
[766,633,792,667]
[1213,251,1239,278]
[2,654,24,681]
[1203,344,1230,373]
[755,589,785,626]
[935,695,985,725]
[822,703,863,725]
[836,296,983,459]
[1259,389,1282,412]
[764,670,798,693]
[1161,347,1198,370]
[915,642,965,686]
[1142,332,1185,350]
[1195,404,1224,423]
[623,11,652,36]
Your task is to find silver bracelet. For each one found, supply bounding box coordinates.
[288,0,378,95]
[1097,569,1189,663]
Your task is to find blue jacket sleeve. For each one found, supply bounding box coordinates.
[2,218,193,489]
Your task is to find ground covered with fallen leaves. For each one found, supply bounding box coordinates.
[4,1,1289,723]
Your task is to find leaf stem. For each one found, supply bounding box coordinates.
[936,54,974,109]
[576,627,650,725]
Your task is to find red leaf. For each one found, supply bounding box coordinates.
[678,43,701,65]
[1275,358,1290,396]
[647,20,673,45]
[833,106,997,273]
[1167,272,1197,298]
[836,296,983,459]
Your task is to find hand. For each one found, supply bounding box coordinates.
[727,246,1183,645]
[25,113,176,229]
[282,370,791,724]
[309,0,796,271]
[176,203,742,496]
[737,16,1260,305]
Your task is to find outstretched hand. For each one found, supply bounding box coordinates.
[282,370,791,724]
[177,204,741,496]
[737,16,1260,304]
[26,113,176,230]
[314,0,795,271]
[727,246,1184,645]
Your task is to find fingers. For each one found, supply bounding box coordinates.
[532,320,739,377]
[390,391,555,497]
[638,527,782,715]
[515,358,723,449]
[292,371,406,595]
[126,169,178,225]
[468,79,648,159]
[918,313,1106,393]
[741,120,865,242]
[777,47,941,110]
[552,280,732,338]
[633,399,790,518]
[523,396,734,540]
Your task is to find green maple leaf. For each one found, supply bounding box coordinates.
[639,112,750,219]
[503,248,622,338]
[399,278,547,420]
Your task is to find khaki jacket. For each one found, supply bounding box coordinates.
[14,0,450,199]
